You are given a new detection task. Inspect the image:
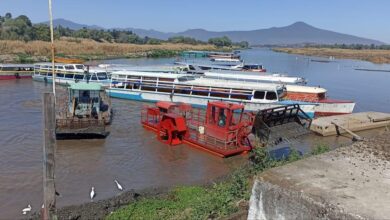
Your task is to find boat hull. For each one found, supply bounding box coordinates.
[107,89,316,118]
[314,101,355,117]
[0,73,32,80]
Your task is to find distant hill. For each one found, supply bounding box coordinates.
[40,18,104,30]
[39,19,384,45]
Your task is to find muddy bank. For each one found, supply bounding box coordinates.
[27,169,240,220]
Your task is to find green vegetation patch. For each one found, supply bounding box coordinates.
[146,49,178,58]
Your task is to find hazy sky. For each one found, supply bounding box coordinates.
[1,0,389,43]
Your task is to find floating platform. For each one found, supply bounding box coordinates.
[310,112,390,136]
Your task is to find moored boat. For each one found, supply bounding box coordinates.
[106,70,316,117]
[32,63,111,86]
[285,85,355,116]
[0,64,34,80]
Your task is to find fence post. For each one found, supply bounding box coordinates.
[43,92,57,220]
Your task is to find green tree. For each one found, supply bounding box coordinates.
[208,36,232,47]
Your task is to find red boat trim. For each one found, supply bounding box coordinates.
[317,99,354,103]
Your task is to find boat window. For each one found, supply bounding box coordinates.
[210,88,229,98]
[266,91,277,100]
[97,72,108,80]
[191,87,209,96]
[75,65,84,70]
[254,91,265,99]
[140,84,155,91]
[65,74,74,79]
[143,77,157,81]
[57,73,64,77]
[231,93,251,100]
[91,75,97,80]
[56,66,64,70]
[127,76,140,80]
[157,87,173,93]
[174,85,191,94]
[159,77,175,82]
[47,73,52,77]
[74,74,84,80]
[65,65,75,70]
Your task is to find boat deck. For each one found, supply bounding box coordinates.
[310,112,390,136]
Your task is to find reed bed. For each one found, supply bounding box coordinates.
[274,47,390,64]
[0,39,217,61]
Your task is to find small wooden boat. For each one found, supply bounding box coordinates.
[56,82,112,139]
[0,64,34,80]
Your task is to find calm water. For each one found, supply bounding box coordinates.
[1,48,389,219]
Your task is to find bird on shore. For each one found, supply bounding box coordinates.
[22,204,31,215]
[114,180,123,191]
[90,187,96,201]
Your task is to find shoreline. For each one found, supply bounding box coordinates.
[273,47,390,64]
[0,39,226,63]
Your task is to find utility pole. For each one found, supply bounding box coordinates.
[42,93,57,220]
[48,0,56,99]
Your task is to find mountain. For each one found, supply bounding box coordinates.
[38,19,384,45]
[40,18,104,30]
[173,22,383,45]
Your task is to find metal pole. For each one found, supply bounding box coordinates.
[48,0,56,98]
[43,93,57,220]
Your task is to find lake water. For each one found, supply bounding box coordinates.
[1,48,389,219]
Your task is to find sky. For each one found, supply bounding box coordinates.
[1,0,389,43]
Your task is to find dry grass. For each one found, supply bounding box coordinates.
[0,38,217,61]
[273,47,390,64]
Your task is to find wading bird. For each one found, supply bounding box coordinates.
[90,187,96,201]
[114,180,123,191]
[22,204,31,215]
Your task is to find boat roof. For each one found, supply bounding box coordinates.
[0,64,34,67]
[34,62,84,66]
[69,82,102,91]
[111,70,192,79]
[188,78,283,91]
[203,71,304,84]
[286,85,327,93]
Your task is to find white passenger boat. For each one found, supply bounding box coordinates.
[32,63,111,86]
[106,71,316,117]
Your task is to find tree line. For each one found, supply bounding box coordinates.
[0,13,249,48]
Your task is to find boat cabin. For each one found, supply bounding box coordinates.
[56,82,112,139]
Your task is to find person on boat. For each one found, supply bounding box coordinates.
[218,110,226,127]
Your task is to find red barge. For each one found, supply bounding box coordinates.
[141,101,254,157]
